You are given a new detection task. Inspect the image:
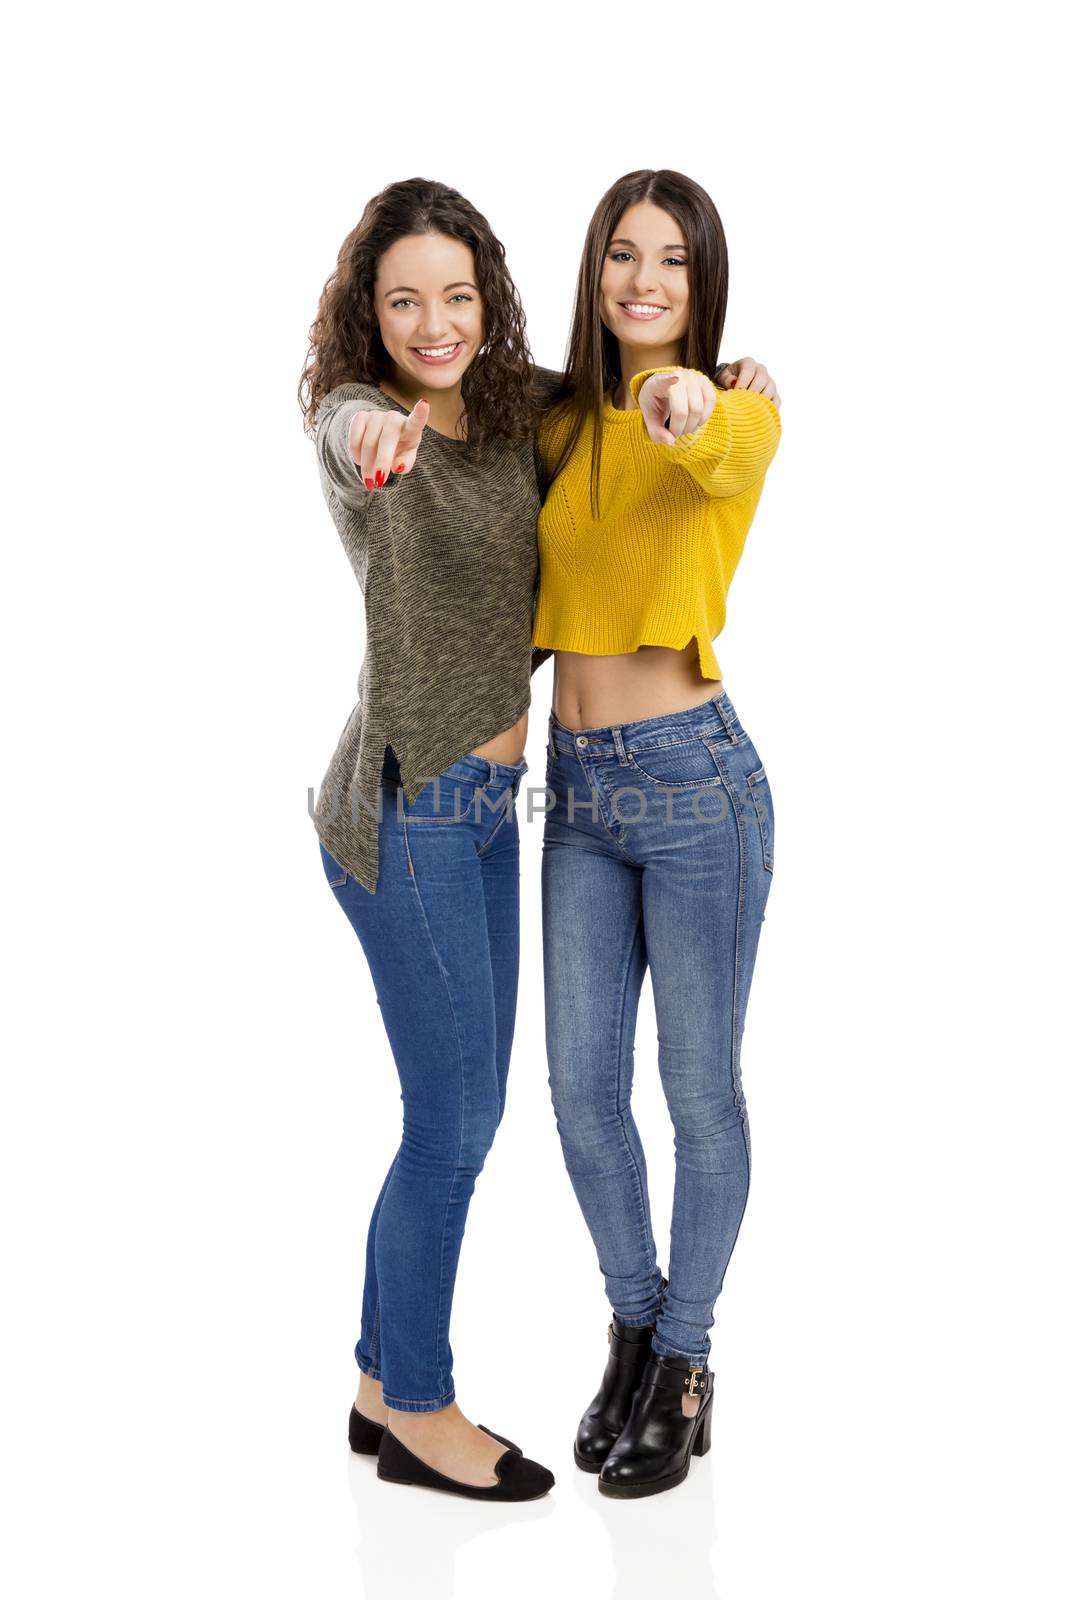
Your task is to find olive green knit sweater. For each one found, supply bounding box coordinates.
[310,379,552,894]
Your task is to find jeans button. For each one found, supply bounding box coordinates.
[576,736,588,747]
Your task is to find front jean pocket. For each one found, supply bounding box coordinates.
[402,773,477,824]
[320,842,348,889]
[627,735,727,790]
[745,766,774,873]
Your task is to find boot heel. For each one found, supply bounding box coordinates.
[692,1406,713,1458]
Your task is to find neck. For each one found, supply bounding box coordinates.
[381,367,466,438]
[614,339,685,409]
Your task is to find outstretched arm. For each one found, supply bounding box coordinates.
[317,392,429,508]
[632,365,781,499]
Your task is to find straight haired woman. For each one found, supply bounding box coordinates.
[534,168,783,1497]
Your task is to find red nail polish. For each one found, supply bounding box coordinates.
[375,470,385,487]
[730,377,737,386]
[395,463,406,473]
[364,477,374,491]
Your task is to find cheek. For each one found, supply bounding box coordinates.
[376,311,404,356]
[462,304,484,341]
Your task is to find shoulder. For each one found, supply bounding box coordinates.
[530,364,567,409]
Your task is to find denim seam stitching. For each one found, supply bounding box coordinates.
[712,747,750,1121]
[746,769,774,873]
[403,788,478,825]
[403,857,468,1401]
[613,917,659,1290]
[475,792,517,857]
[585,765,642,864]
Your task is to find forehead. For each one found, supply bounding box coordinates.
[610,201,686,243]
[375,231,477,288]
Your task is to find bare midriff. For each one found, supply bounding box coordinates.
[550,637,725,733]
[470,709,529,766]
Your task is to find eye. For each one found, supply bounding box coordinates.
[608,251,635,263]
[448,293,474,303]
[390,298,415,310]
[664,257,687,268]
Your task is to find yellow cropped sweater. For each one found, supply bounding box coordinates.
[532,368,782,680]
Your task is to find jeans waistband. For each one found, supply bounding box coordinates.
[548,691,744,760]
[382,745,528,787]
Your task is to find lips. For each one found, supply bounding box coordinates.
[619,302,668,321]
[411,341,464,364]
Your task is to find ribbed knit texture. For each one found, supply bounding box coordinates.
[532,369,782,680]
[311,380,551,894]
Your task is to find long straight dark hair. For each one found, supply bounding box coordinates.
[548,169,730,517]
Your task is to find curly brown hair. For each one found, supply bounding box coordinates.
[298,177,536,451]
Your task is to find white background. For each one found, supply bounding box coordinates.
[3,3,1064,1596]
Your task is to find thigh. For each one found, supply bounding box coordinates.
[321,808,500,1138]
[636,733,774,1102]
[541,761,647,1111]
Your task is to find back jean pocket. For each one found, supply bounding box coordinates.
[744,766,774,873]
[627,735,726,790]
[320,841,348,888]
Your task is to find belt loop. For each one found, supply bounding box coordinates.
[487,760,498,785]
[548,722,559,757]
[713,693,740,745]
[612,726,628,763]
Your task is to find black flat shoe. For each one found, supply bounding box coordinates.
[377,1426,554,1501]
[574,1317,656,1472]
[598,1352,714,1499]
[348,1404,522,1458]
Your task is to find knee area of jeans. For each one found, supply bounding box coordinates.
[549,1096,624,1155]
[457,1103,502,1167]
[667,1092,746,1138]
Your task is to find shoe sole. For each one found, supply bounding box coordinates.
[377,1472,554,1501]
[598,1460,693,1498]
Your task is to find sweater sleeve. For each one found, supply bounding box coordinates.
[315,385,404,511]
[629,369,781,500]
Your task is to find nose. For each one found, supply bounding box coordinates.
[628,264,661,298]
[416,301,452,342]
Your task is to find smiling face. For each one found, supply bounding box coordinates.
[373,232,484,395]
[599,200,690,356]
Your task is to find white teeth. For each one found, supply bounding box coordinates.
[416,343,459,356]
[623,304,665,317]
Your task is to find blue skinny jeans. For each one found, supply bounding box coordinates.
[541,690,774,1368]
[319,745,528,1412]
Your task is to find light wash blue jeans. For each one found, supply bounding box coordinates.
[541,690,774,1367]
[320,744,528,1411]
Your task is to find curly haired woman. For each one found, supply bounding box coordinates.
[298,177,558,1502]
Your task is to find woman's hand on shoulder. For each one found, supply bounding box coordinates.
[347,398,430,492]
[716,357,781,408]
[637,368,717,446]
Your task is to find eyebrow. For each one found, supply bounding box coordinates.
[383,281,479,296]
[607,238,688,252]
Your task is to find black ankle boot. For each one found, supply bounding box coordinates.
[574,1318,656,1472]
[597,1352,714,1498]
[348,1403,522,1459]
